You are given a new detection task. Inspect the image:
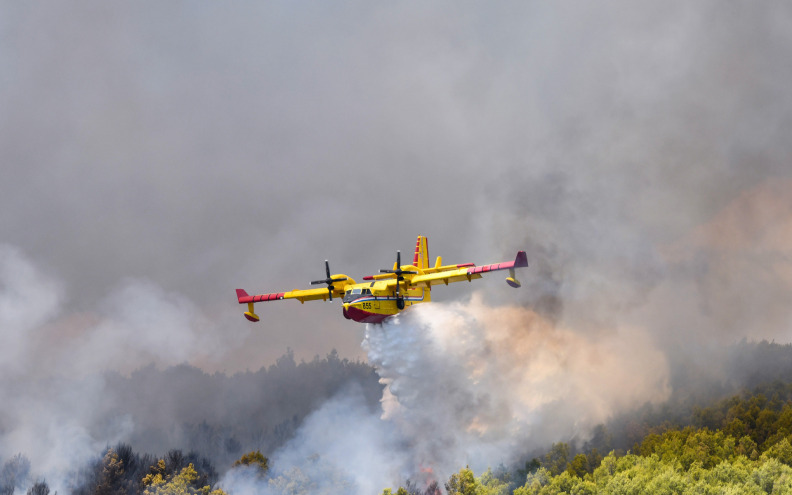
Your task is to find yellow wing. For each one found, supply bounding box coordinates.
[410,267,482,287]
[410,251,528,288]
[235,276,356,322]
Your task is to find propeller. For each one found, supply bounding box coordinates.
[379,251,418,304]
[310,260,347,301]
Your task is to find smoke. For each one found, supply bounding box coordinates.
[223,171,792,493]
[0,245,245,493]
[0,244,62,376]
[223,385,404,495]
[365,296,669,476]
[3,1,792,366]
[3,1,792,492]
[656,178,792,343]
[221,294,669,493]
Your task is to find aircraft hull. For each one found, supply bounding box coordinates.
[343,305,391,324]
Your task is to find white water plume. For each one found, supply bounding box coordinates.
[228,294,672,494]
[363,294,671,482]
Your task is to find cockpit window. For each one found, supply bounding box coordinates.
[343,288,366,303]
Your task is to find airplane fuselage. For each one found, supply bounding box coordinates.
[340,279,431,323]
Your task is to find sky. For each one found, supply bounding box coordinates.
[3,1,792,491]
[2,0,792,383]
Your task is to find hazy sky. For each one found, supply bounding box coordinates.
[5,2,792,492]
[2,1,792,372]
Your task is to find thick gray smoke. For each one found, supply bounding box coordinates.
[0,245,245,493]
[2,1,791,362]
[3,0,792,493]
[221,297,669,493]
[222,385,404,495]
[365,298,669,476]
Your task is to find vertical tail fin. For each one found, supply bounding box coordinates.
[412,235,430,269]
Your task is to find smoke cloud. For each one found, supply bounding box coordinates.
[221,296,669,492]
[0,245,247,492]
[366,297,669,475]
[3,0,792,493]
[3,1,792,364]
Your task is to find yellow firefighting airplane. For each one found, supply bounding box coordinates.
[236,235,528,324]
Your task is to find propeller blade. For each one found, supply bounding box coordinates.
[377,251,417,297]
[310,260,345,300]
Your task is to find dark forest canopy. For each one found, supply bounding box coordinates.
[2,350,379,494]
[0,347,380,490]
[101,349,382,465]
[5,340,792,494]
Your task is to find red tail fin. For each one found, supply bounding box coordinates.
[412,235,430,269]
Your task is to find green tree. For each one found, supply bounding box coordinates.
[477,468,510,495]
[762,437,792,466]
[231,450,269,478]
[381,488,412,495]
[566,453,589,478]
[445,467,479,495]
[542,443,570,476]
[96,448,125,495]
[143,462,226,495]
[514,467,551,495]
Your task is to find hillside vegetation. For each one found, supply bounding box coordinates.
[6,342,792,494]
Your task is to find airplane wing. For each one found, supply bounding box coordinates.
[236,287,342,304]
[410,251,528,288]
[235,277,354,322]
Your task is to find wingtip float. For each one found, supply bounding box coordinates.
[235,235,528,324]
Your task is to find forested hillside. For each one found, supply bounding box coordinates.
[100,349,380,468]
[0,350,379,494]
[382,381,792,494]
[6,341,792,494]
[381,340,792,494]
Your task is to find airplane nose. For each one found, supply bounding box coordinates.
[343,303,350,310]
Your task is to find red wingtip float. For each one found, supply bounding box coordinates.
[236,235,528,324]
